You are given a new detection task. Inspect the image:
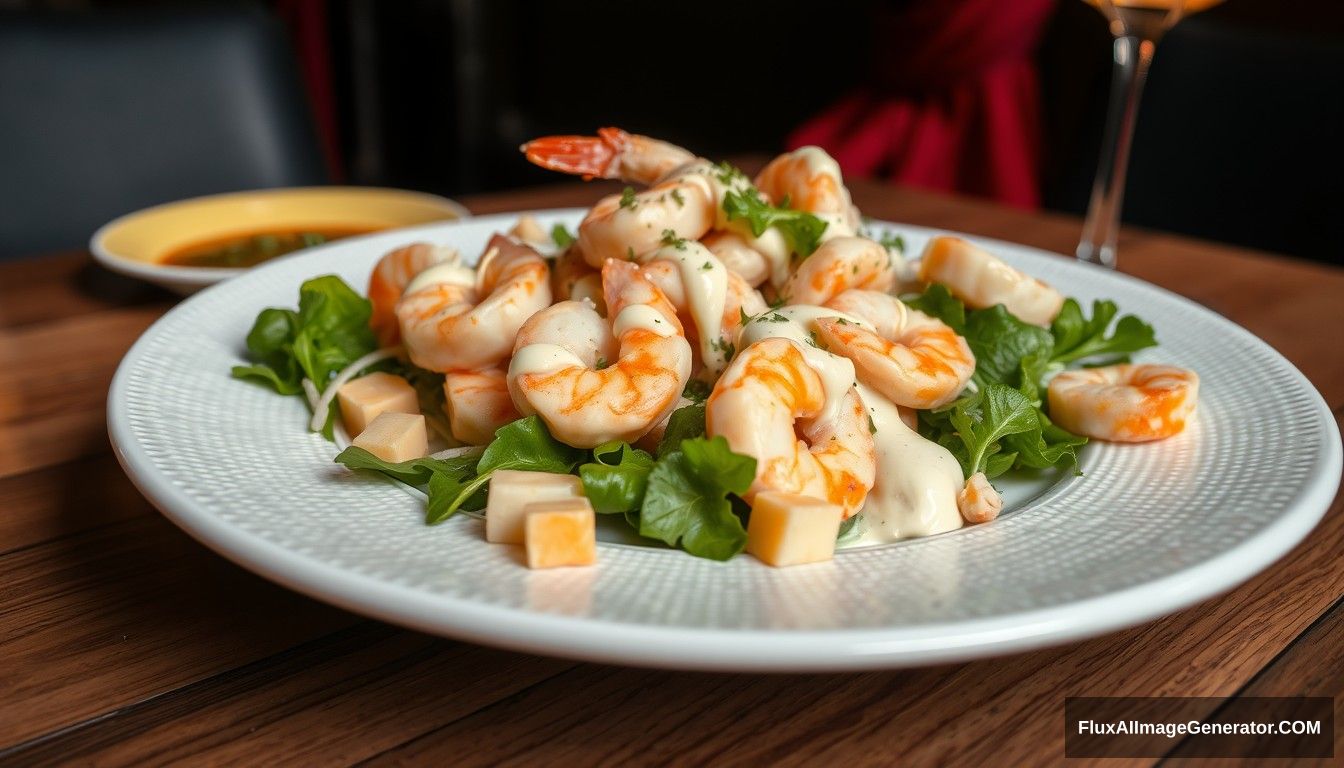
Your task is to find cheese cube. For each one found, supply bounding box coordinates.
[337,372,419,437]
[350,412,427,464]
[524,498,596,569]
[746,492,843,567]
[485,470,583,544]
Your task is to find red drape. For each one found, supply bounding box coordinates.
[788,0,1055,208]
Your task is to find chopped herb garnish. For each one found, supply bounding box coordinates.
[739,307,752,326]
[626,246,637,261]
[619,186,637,209]
[711,337,736,362]
[868,415,877,434]
[682,378,712,403]
[595,356,609,370]
[878,232,905,253]
[551,224,576,248]
[701,261,713,271]
[660,228,688,249]
[671,189,685,207]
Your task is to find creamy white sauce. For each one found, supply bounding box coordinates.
[404,260,475,296]
[509,343,584,379]
[737,305,864,428]
[736,306,964,542]
[651,242,728,374]
[854,382,964,541]
[613,304,676,339]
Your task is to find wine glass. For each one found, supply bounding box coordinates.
[1076,0,1222,268]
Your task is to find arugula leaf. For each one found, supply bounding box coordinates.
[333,445,480,486]
[656,403,707,458]
[231,275,378,398]
[551,223,576,248]
[836,514,864,546]
[433,416,585,523]
[640,435,756,560]
[681,379,712,405]
[962,306,1054,387]
[722,188,827,258]
[425,471,472,523]
[231,308,303,393]
[1002,410,1087,472]
[946,384,1040,477]
[290,275,379,388]
[580,441,654,514]
[1049,298,1157,364]
[903,284,966,333]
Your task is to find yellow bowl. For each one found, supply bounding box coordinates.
[90,187,470,294]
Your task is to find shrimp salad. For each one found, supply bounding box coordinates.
[232,129,1199,569]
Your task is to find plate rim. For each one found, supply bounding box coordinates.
[106,210,1343,671]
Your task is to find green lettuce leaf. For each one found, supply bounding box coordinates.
[432,416,585,524]
[945,384,1040,478]
[639,435,756,560]
[962,306,1054,387]
[333,445,481,486]
[722,188,827,259]
[904,284,966,333]
[1049,298,1157,364]
[231,275,380,436]
[580,441,654,514]
[655,403,707,458]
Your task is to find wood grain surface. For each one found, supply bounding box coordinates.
[1,181,1340,766]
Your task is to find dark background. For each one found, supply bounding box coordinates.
[2,0,1341,261]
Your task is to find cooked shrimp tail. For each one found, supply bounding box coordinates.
[521,127,696,185]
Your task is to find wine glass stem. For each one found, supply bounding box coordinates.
[1077,34,1157,268]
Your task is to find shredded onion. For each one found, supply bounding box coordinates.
[430,445,484,460]
[308,346,404,433]
[301,378,321,410]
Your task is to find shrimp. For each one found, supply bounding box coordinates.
[574,178,719,267]
[707,337,876,518]
[550,245,592,295]
[635,243,767,376]
[1047,364,1199,442]
[396,234,551,372]
[522,127,696,185]
[702,230,770,287]
[508,260,693,448]
[754,146,861,230]
[917,236,1065,326]
[443,368,521,446]
[367,243,457,346]
[779,236,898,306]
[957,472,1002,524]
[815,290,975,410]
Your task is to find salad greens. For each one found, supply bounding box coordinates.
[910,285,1155,479]
[237,256,1162,562]
[722,186,827,259]
[639,435,756,560]
[232,275,380,436]
[334,407,758,560]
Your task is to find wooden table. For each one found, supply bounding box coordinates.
[2,181,1341,766]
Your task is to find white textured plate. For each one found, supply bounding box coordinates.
[108,210,1341,671]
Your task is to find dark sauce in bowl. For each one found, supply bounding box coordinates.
[161,226,376,268]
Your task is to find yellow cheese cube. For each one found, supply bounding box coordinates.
[337,371,419,437]
[485,470,583,544]
[746,492,842,567]
[524,498,596,569]
[350,412,427,464]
